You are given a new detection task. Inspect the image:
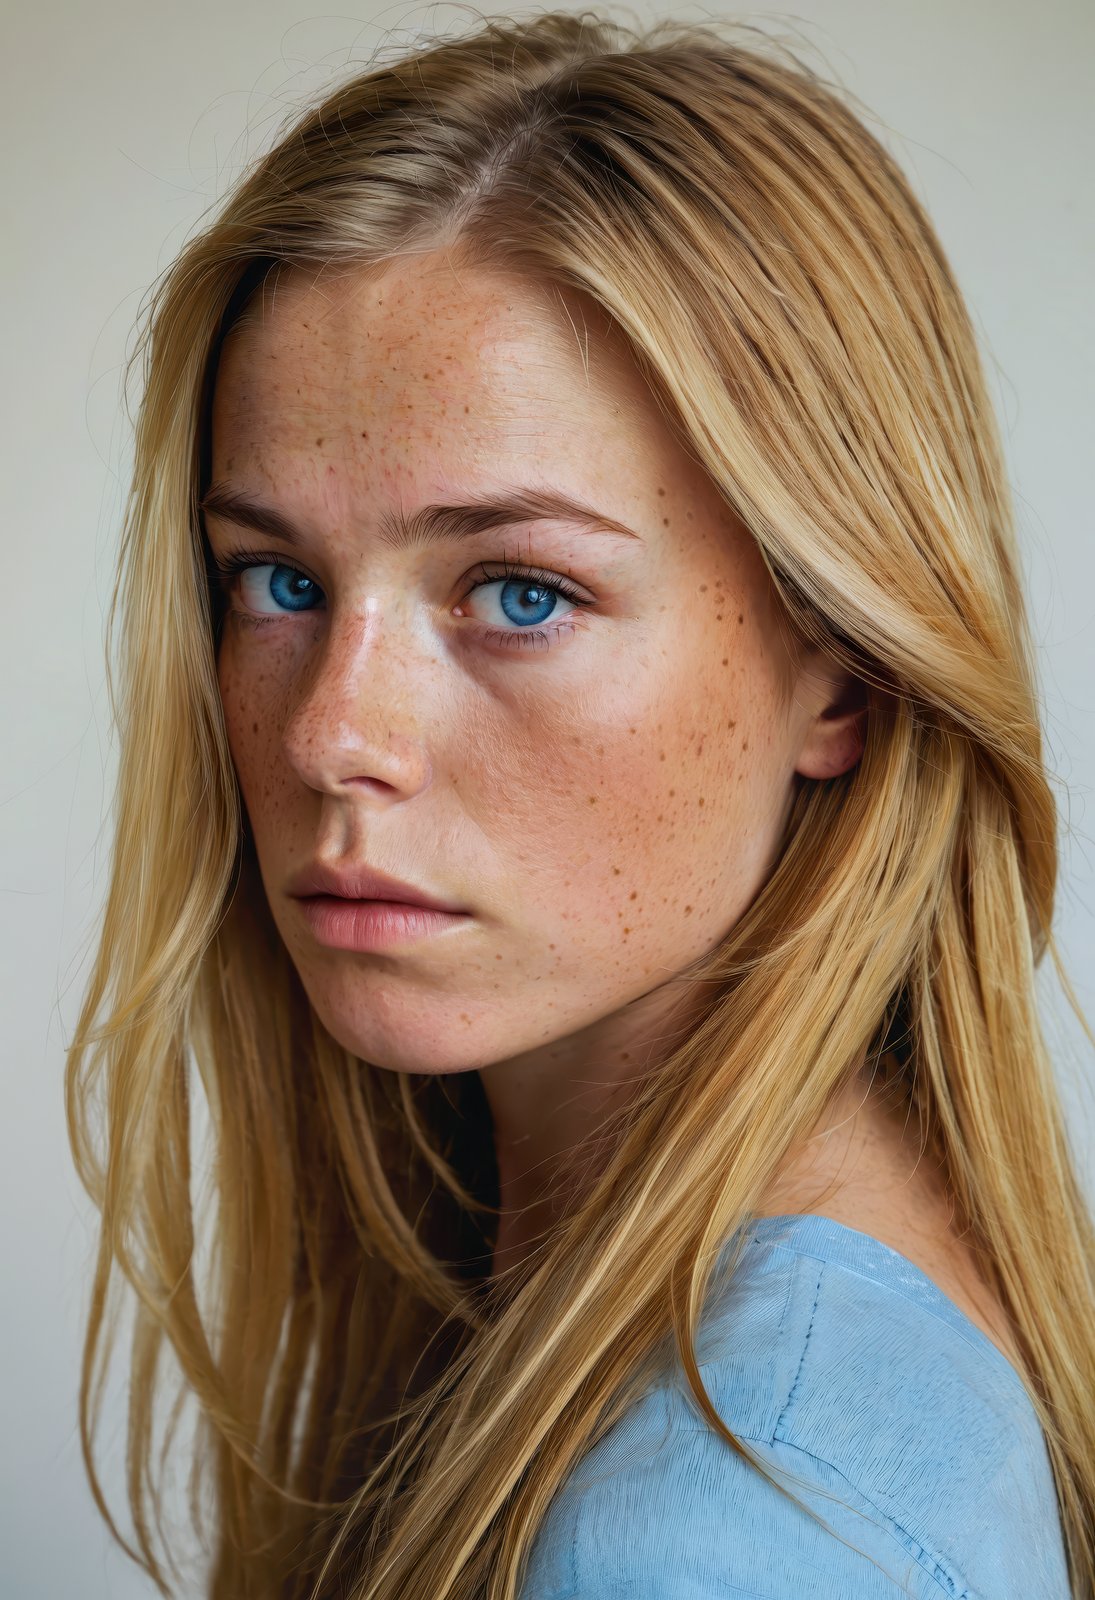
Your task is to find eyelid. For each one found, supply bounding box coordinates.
[467,556,592,604]
[208,545,319,584]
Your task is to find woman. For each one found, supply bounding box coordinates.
[66,11,1094,1598]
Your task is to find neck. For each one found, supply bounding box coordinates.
[478,979,716,1282]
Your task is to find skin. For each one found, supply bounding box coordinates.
[205,247,874,1279]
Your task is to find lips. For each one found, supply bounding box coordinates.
[286,859,467,913]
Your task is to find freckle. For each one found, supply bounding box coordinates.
[742,738,749,750]
[612,866,621,874]
[623,927,631,936]
[656,814,663,823]
[251,721,258,733]
[588,795,597,804]
[629,890,637,899]
[315,437,324,447]
[659,750,665,760]
[662,517,669,526]
[737,613,744,623]
[716,614,723,621]
[629,726,636,734]
[699,584,707,592]
[698,797,705,807]
[361,430,368,438]
[721,657,728,666]
[657,486,665,496]
[464,404,470,413]
[684,905,693,915]
[728,719,737,729]
[668,788,675,796]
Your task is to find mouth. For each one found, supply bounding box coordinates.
[287,861,468,913]
[295,894,472,952]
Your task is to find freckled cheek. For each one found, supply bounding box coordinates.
[466,686,739,895]
[216,637,295,806]
[483,659,777,929]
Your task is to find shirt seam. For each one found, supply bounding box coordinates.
[773,1252,823,1438]
[667,1426,973,1600]
[762,1236,1026,1396]
[767,1259,969,1598]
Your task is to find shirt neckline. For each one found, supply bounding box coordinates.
[734,1211,1030,1400]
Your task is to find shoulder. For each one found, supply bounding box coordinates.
[523,1406,944,1598]
[520,1225,1068,1600]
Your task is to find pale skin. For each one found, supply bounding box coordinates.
[205,247,1020,1370]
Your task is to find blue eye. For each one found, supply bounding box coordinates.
[463,567,587,633]
[455,559,594,653]
[236,562,321,615]
[210,549,324,617]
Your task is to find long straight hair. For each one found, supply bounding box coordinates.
[66,10,1095,1597]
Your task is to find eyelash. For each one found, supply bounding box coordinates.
[207,546,595,653]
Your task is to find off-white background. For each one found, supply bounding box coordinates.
[3,2,1092,1595]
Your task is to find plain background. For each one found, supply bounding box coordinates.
[3,1,1093,1594]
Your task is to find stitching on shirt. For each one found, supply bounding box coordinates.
[774,1255,823,1437]
[764,1264,970,1597]
[550,1421,971,1600]
[774,1240,798,1343]
[676,1427,972,1600]
[770,1242,1026,1397]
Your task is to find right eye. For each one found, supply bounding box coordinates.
[211,552,325,617]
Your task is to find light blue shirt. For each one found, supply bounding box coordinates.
[521,1213,1069,1598]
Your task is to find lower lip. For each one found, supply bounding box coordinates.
[295,895,471,950]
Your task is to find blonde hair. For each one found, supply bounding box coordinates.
[66,9,1095,1598]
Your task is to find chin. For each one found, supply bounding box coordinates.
[306,995,485,1076]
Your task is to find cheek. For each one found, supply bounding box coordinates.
[464,642,786,951]
[216,630,296,815]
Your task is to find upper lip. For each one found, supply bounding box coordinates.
[287,860,467,913]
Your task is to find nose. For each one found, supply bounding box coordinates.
[280,601,435,802]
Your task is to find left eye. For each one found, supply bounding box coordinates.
[463,572,579,629]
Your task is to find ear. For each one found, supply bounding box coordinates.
[792,651,868,781]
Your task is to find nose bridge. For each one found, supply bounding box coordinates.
[282,597,432,794]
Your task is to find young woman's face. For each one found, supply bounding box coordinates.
[206,252,858,1078]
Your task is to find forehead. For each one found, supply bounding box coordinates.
[210,254,658,472]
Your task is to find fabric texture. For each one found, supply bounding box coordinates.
[519,1213,1070,1599]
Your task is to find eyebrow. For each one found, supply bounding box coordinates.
[197,482,643,551]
